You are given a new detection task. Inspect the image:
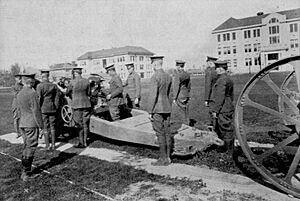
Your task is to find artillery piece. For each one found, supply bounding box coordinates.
[235,55,300,198]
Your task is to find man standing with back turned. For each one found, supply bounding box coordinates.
[148,56,173,166]
[17,73,43,181]
[171,60,191,134]
[66,67,91,148]
[210,61,235,156]
[36,70,59,150]
[12,74,23,138]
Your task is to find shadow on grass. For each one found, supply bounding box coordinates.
[32,151,78,175]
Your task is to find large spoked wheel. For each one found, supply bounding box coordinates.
[235,55,300,198]
[61,105,73,124]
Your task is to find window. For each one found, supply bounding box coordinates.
[268,53,278,60]
[245,58,252,66]
[269,26,279,34]
[140,64,144,70]
[102,59,107,67]
[80,61,86,66]
[254,57,260,66]
[233,59,237,67]
[244,44,251,53]
[232,32,236,40]
[253,29,260,37]
[217,34,221,42]
[223,46,230,55]
[223,33,230,41]
[218,47,222,55]
[291,39,299,49]
[254,43,260,52]
[140,72,144,78]
[244,30,251,39]
[269,18,279,24]
[139,56,144,61]
[290,23,298,33]
[269,36,280,44]
[232,46,236,54]
[130,56,135,61]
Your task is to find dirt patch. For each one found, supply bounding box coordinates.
[115,181,270,201]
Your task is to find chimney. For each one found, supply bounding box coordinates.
[257,12,264,16]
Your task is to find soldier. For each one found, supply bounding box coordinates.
[210,61,235,155]
[148,56,173,166]
[66,67,91,148]
[171,60,191,134]
[204,56,218,129]
[36,70,60,150]
[104,64,125,121]
[11,74,23,138]
[16,73,43,181]
[123,63,141,109]
[204,56,218,107]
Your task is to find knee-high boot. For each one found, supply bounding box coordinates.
[166,135,174,163]
[43,130,50,149]
[83,128,88,147]
[224,139,234,156]
[151,135,170,166]
[21,157,31,181]
[50,129,56,150]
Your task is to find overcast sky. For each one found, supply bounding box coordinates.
[0,0,299,70]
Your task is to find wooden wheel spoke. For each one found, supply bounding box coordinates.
[244,96,299,125]
[285,146,300,183]
[256,133,298,162]
[261,75,298,111]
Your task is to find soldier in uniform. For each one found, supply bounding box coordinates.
[66,67,91,148]
[210,61,235,155]
[36,70,60,150]
[204,56,218,129]
[11,74,23,138]
[148,56,173,166]
[171,60,191,134]
[104,64,125,121]
[123,63,141,109]
[16,73,43,181]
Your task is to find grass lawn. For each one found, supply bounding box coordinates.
[0,72,296,200]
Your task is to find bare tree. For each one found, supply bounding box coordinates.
[10,63,21,76]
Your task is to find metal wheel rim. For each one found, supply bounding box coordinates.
[235,55,300,198]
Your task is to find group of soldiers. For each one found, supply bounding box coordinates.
[11,54,234,180]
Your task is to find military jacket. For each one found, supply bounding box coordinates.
[172,69,191,102]
[204,67,218,102]
[36,81,59,113]
[148,69,172,114]
[210,74,234,114]
[11,82,23,109]
[124,71,141,100]
[108,74,124,106]
[17,86,43,128]
[66,77,91,109]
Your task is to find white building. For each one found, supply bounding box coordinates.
[212,8,300,74]
[77,46,154,80]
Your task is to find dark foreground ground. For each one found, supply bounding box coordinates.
[0,72,294,200]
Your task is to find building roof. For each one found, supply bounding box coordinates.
[213,8,300,32]
[49,63,75,70]
[77,46,154,60]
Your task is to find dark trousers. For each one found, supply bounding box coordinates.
[151,113,173,159]
[170,101,189,134]
[20,128,39,158]
[126,95,140,109]
[73,108,91,145]
[216,111,235,140]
